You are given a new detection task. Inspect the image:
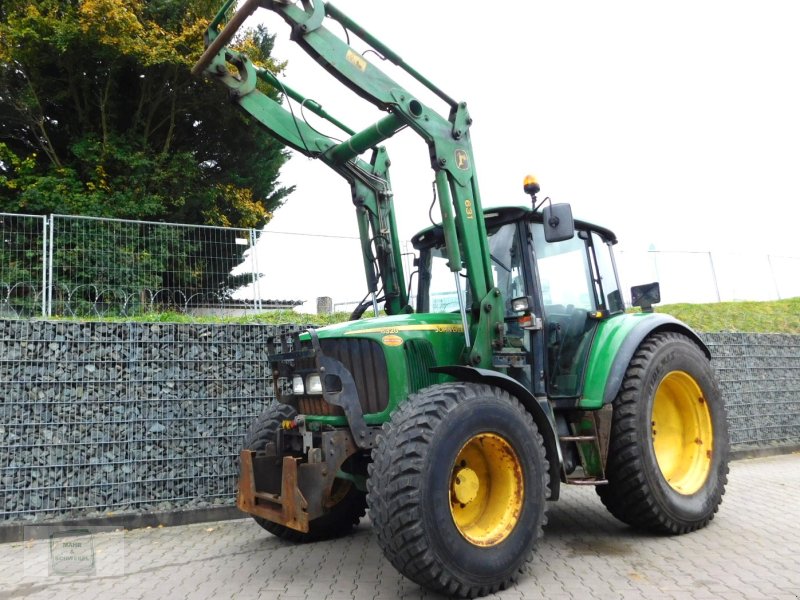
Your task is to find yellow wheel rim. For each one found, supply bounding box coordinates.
[449,433,524,547]
[651,371,714,495]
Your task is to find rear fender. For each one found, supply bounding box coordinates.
[431,366,562,500]
[601,315,710,405]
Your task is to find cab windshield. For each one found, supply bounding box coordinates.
[416,222,524,315]
[415,219,622,317]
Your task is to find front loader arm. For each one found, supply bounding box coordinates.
[197,23,410,314]
[194,0,503,365]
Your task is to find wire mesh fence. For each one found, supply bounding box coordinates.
[616,250,800,305]
[0,213,798,317]
[47,215,267,318]
[0,214,47,319]
[0,213,280,318]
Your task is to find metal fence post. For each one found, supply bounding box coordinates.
[250,228,262,311]
[47,214,54,317]
[41,215,48,318]
[708,252,721,302]
[649,250,660,284]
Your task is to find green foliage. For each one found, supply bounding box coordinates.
[66,309,356,326]
[0,0,295,308]
[0,0,292,220]
[657,297,800,334]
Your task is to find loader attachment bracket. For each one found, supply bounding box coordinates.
[237,451,309,531]
[237,429,361,532]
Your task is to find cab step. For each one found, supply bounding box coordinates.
[559,435,597,443]
[558,407,614,486]
[565,476,608,486]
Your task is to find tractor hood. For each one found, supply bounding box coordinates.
[299,312,466,345]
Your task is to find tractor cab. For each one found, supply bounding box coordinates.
[413,206,624,400]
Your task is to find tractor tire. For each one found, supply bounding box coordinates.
[597,331,729,534]
[242,403,366,543]
[367,383,549,598]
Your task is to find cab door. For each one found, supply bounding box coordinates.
[529,225,600,399]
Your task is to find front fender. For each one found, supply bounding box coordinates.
[581,313,709,410]
[431,365,562,500]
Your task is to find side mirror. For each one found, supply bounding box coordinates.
[543,203,575,243]
[631,282,661,312]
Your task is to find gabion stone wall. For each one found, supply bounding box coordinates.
[0,320,303,525]
[0,322,798,526]
[702,332,800,450]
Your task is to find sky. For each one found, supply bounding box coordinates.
[231,1,800,311]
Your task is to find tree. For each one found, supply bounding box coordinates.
[0,0,294,314]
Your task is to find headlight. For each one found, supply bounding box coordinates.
[511,296,530,312]
[291,375,305,395]
[305,373,323,395]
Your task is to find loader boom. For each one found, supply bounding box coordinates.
[194,0,504,366]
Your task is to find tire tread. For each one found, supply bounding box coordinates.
[368,383,549,598]
[597,332,730,534]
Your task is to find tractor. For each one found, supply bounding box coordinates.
[193,2,729,596]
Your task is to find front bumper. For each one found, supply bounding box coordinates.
[236,429,359,533]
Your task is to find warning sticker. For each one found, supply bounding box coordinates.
[346,49,368,72]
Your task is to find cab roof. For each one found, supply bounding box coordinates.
[411,205,618,250]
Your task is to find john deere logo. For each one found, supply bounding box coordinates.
[455,149,470,170]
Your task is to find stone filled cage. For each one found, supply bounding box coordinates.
[0,322,798,526]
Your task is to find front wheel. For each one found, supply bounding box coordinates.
[597,332,729,534]
[367,383,549,598]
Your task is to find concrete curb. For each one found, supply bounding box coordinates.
[0,505,243,544]
[730,443,800,461]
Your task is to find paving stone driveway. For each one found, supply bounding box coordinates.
[1,454,798,600]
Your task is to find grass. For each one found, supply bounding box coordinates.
[656,297,800,334]
[64,309,354,327]
[50,297,800,334]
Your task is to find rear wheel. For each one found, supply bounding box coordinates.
[368,383,549,598]
[597,332,729,534]
[242,403,366,542]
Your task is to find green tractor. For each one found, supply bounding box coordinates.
[194,1,729,596]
